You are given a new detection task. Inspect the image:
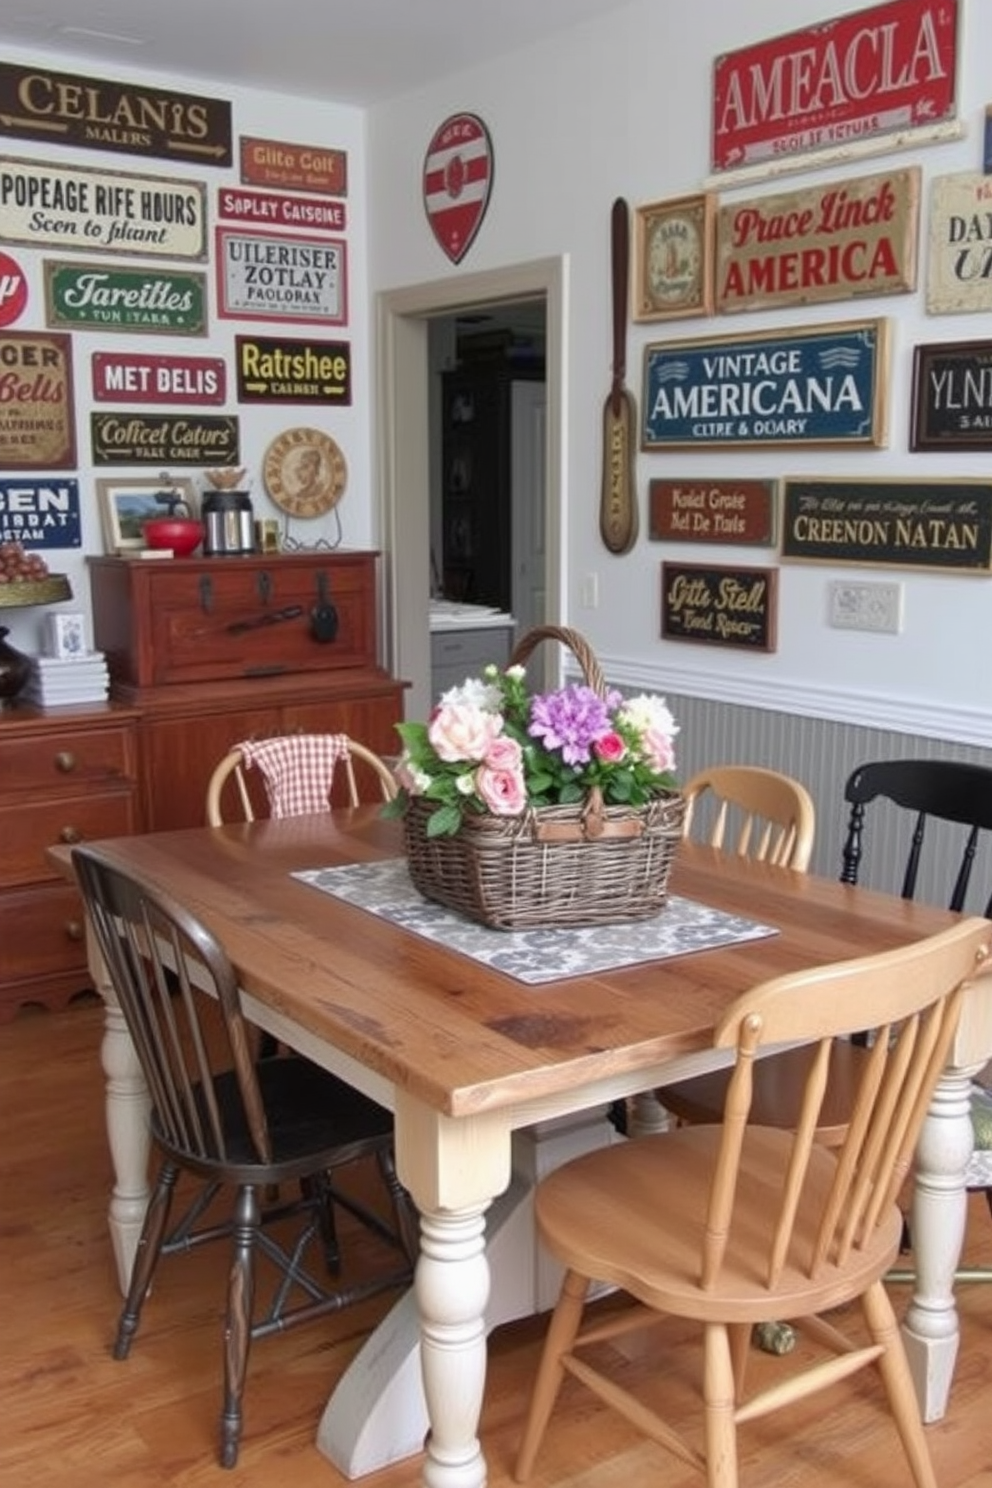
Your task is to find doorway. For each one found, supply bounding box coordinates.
[376,257,565,720]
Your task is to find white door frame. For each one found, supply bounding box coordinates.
[376,257,566,721]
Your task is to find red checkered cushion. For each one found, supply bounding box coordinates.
[236,734,351,818]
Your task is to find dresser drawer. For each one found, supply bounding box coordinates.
[0,722,135,796]
[0,883,87,983]
[0,791,137,887]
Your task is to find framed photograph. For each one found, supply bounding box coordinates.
[97,475,197,552]
[633,193,715,322]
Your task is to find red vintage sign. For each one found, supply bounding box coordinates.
[712,0,958,172]
[218,186,347,233]
[91,352,226,404]
[0,250,27,327]
[239,136,347,197]
[423,113,494,265]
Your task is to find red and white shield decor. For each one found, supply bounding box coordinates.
[0,251,27,327]
[422,113,494,265]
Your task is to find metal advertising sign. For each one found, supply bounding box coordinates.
[239,136,347,197]
[0,248,27,325]
[711,0,959,173]
[215,228,346,326]
[0,157,206,259]
[642,319,889,449]
[661,561,778,651]
[217,186,346,233]
[0,476,80,548]
[423,112,494,265]
[780,477,992,571]
[649,478,775,545]
[0,61,231,167]
[235,335,351,403]
[715,167,919,313]
[926,173,992,314]
[0,330,75,469]
[90,412,239,466]
[910,340,992,451]
[44,261,207,336]
[91,351,226,405]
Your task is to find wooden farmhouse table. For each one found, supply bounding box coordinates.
[52,809,992,1485]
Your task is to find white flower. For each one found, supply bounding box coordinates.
[455,772,478,796]
[440,677,504,711]
[618,693,679,741]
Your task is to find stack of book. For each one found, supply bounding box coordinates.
[22,651,110,707]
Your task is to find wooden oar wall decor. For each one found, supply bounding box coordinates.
[599,196,638,555]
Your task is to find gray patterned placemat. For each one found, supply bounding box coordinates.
[293,858,778,986]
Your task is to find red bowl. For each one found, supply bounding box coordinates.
[143,517,203,557]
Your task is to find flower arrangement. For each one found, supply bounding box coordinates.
[388,663,679,838]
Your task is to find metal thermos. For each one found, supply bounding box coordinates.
[202,490,255,556]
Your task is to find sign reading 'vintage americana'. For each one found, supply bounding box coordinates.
[0,157,206,259]
[235,335,351,403]
[711,0,959,173]
[926,173,992,314]
[642,319,888,449]
[649,478,775,545]
[91,412,239,466]
[215,228,346,326]
[910,340,992,451]
[0,330,75,469]
[661,562,778,651]
[715,167,919,313]
[44,261,207,336]
[92,351,226,405]
[780,477,992,571]
[0,476,80,548]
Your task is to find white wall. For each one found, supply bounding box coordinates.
[1,42,371,656]
[367,0,992,745]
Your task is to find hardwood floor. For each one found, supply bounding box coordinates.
[3,996,992,1488]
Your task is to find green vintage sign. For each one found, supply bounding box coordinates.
[44,260,207,335]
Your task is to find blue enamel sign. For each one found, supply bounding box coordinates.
[0,476,80,548]
[642,319,888,449]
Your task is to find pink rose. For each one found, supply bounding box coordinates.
[641,726,676,773]
[475,762,527,816]
[484,735,523,771]
[429,702,503,763]
[593,731,625,764]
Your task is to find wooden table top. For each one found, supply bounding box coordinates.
[58,809,959,1120]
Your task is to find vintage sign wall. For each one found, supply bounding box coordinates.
[661,562,778,650]
[217,186,347,233]
[91,351,226,405]
[642,319,889,449]
[910,340,992,451]
[711,0,959,173]
[715,167,918,313]
[926,173,992,314]
[44,261,207,336]
[215,228,346,326]
[90,412,239,466]
[0,62,231,167]
[0,476,80,548]
[239,137,347,197]
[780,477,992,570]
[235,336,351,403]
[649,478,775,545]
[0,157,206,259]
[0,330,75,469]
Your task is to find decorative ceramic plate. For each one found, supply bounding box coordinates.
[262,428,347,518]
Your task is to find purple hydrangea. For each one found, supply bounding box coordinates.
[528,684,616,765]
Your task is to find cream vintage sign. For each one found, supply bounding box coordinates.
[0,156,206,259]
[0,330,75,469]
[716,167,919,314]
[926,173,992,314]
[215,227,346,326]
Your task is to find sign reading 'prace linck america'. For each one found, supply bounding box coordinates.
[711,0,959,172]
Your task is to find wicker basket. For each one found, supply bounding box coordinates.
[403,625,685,930]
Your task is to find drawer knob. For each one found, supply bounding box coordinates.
[65,919,84,942]
[55,751,77,773]
[59,825,82,844]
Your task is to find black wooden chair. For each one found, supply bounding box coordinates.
[72,842,418,1470]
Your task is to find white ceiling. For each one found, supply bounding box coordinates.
[0,0,635,105]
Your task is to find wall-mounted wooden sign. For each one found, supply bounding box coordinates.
[649,478,775,545]
[215,228,346,326]
[781,477,992,571]
[217,186,347,233]
[642,319,888,449]
[910,340,992,451]
[44,261,208,336]
[92,352,226,405]
[239,137,347,198]
[0,476,80,548]
[926,173,992,314]
[661,561,778,650]
[0,157,206,260]
[0,330,75,469]
[711,0,959,174]
[91,412,239,466]
[715,167,919,314]
[235,335,351,403]
[0,62,231,167]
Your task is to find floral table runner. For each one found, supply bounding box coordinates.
[293,858,778,986]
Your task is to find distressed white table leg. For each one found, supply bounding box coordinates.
[629,1090,672,1137]
[88,921,151,1293]
[901,1064,979,1422]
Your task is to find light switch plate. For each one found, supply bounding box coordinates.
[828,580,903,634]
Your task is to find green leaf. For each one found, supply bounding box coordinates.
[426,802,464,837]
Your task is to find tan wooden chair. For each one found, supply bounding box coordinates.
[680,763,815,870]
[205,733,397,825]
[515,917,992,1488]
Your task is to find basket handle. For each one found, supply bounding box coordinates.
[508,625,606,697]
